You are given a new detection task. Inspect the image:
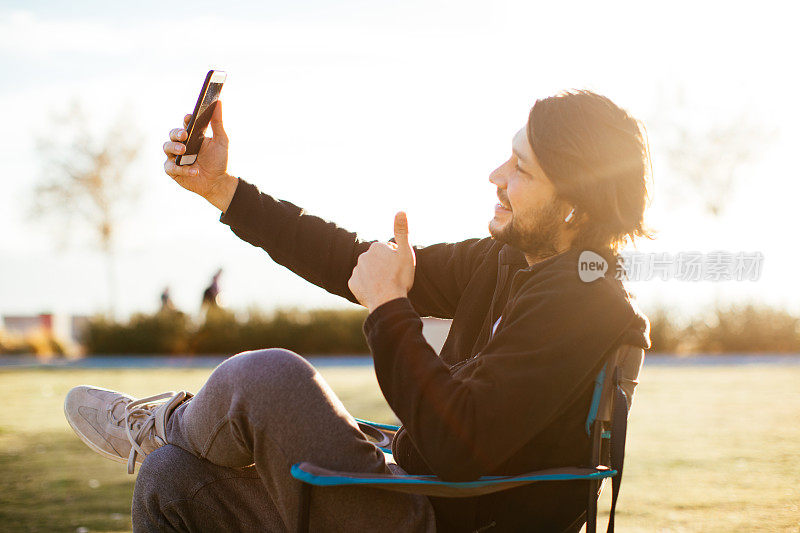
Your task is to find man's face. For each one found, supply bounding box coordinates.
[488,125,566,256]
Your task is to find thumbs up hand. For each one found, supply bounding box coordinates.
[348,212,417,313]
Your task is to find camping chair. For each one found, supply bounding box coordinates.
[291,343,644,533]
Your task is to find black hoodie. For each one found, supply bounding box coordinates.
[220,179,650,532]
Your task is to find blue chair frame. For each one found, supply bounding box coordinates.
[291,344,643,533]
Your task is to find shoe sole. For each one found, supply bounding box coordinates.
[63,401,137,467]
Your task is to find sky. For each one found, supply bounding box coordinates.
[1,0,799,320]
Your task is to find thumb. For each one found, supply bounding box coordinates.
[210,100,228,143]
[394,211,414,261]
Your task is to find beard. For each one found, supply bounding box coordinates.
[489,201,563,258]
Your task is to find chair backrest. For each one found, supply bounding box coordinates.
[597,344,644,422]
[584,344,643,437]
[581,343,644,533]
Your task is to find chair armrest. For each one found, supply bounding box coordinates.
[291,462,616,498]
[354,418,398,450]
[353,418,400,432]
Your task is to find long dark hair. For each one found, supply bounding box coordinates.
[528,89,653,255]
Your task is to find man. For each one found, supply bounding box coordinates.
[200,268,223,313]
[65,89,651,532]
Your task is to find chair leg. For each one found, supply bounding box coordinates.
[586,479,597,533]
[297,483,311,533]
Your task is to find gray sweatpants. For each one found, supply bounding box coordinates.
[132,349,436,532]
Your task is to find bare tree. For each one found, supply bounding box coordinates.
[31,98,143,317]
[650,87,773,217]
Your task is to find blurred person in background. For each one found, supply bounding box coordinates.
[200,268,223,314]
[159,286,175,313]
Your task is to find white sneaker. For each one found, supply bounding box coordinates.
[64,385,191,473]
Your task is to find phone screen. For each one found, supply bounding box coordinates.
[178,70,226,165]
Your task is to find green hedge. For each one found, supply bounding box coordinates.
[691,304,800,353]
[84,311,192,355]
[78,303,800,356]
[83,308,369,355]
[641,303,800,354]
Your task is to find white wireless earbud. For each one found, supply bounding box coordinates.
[564,208,575,223]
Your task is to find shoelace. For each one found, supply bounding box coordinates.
[122,392,178,474]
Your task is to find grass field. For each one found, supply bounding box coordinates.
[1,364,798,532]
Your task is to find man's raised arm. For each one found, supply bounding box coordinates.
[219,178,371,302]
[162,101,487,310]
[162,102,371,302]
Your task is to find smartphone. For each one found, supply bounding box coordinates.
[176,70,227,166]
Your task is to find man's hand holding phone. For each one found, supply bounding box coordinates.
[162,100,239,213]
